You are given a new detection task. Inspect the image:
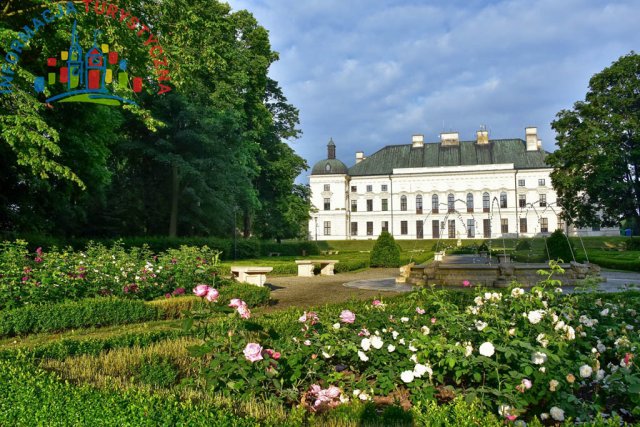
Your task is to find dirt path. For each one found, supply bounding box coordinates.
[259,268,400,312]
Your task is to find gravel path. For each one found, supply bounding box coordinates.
[261,268,400,312]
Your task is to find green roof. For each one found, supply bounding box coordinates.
[311,158,349,175]
[348,139,549,176]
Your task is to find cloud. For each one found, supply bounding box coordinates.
[226,0,640,178]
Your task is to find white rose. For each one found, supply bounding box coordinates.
[484,292,492,300]
[600,308,609,316]
[511,287,524,298]
[371,336,383,350]
[550,406,565,421]
[361,338,371,351]
[421,326,430,335]
[358,351,369,362]
[579,364,593,378]
[531,351,547,365]
[408,344,418,352]
[597,342,606,353]
[410,354,418,363]
[333,323,341,330]
[400,370,414,383]
[536,333,549,348]
[527,310,544,324]
[549,379,559,391]
[508,328,516,336]
[392,331,399,339]
[474,296,484,306]
[475,320,488,331]
[398,338,405,345]
[387,344,396,353]
[464,343,473,357]
[413,363,432,378]
[400,317,409,323]
[479,342,495,357]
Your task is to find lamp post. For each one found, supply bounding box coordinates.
[233,206,238,260]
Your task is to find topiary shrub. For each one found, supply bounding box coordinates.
[546,229,575,262]
[515,239,531,250]
[369,232,401,268]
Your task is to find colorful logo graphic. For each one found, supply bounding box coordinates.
[34,20,141,106]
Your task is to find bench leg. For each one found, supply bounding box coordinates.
[297,264,315,277]
[320,263,335,276]
[245,274,266,287]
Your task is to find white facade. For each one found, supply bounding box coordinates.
[308,130,618,241]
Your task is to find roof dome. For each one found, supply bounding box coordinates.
[311,158,349,175]
[311,138,349,175]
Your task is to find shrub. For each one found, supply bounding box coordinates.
[546,229,575,262]
[515,239,531,250]
[137,354,179,388]
[218,282,270,308]
[477,241,489,252]
[625,237,640,251]
[370,232,401,267]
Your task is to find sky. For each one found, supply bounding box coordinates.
[226,0,640,181]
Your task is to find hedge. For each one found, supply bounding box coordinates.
[0,283,271,337]
[0,359,259,427]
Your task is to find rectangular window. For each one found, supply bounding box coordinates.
[538,179,546,186]
[323,184,330,191]
[416,221,423,239]
[351,200,357,212]
[381,184,388,192]
[366,199,373,212]
[557,217,565,232]
[467,219,475,238]
[519,194,526,208]
[540,218,548,233]
[351,185,357,193]
[432,220,440,238]
[323,221,331,236]
[366,185,373,192]
[483,219,491,238]
[500,193,507,209]
[350,222,358,236]
[324,198,331,211]
[400,197,407,211]
[518,179,525,187]
[501,218,508,234]
[367,221,373,236]
[381,221,389,232]
[539,194,547,207]
[448,220,456,238]
[520,218,528,233]
[401,221,408,235]
[381,199,388,211]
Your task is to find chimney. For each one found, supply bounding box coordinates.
[525,127,538,151]
[476,128,489,145]
[355,151,365,164]
[327,137,336,159]
[440,132,459,146]
[412,134,424,148]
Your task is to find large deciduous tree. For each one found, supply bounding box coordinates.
[547,52,640,230]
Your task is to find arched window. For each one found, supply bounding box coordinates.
[448,193,455,212]
[466,193,474,213]
[400,195,407,211]
[325,163,331,172]
[483,192,490,212]
[416,195,423,214]
[500,192,507,209]
[432,194,439,213]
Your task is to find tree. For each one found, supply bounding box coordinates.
[547,52,640,230]
[370,231,401,268]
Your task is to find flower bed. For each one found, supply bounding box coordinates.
[184,265,639,424]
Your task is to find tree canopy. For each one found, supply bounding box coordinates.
[0,0,310,240]
[547,52,640,230]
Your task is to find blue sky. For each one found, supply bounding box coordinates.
[226,0,640,179]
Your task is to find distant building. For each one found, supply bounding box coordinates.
[308,128,618,240]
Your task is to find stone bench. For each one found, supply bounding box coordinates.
[295,259,339,277]
[320,250,340,255]
[230,266,273,287]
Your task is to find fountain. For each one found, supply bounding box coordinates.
[404,199,603,288]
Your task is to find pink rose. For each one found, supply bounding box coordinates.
[193,284,210,297]
[431,317,437,324]
[339,310,355,324]
[462,280,471,287]
[205,288,219,302]
[416,307,425,315]
[237,304,251,319]
[243,343,263,362]
[228,298,243,308]
[372,300,382,306]
[265,348,281,360]
[325,386,341,398]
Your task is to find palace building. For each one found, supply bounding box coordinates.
[308,127,618,241]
